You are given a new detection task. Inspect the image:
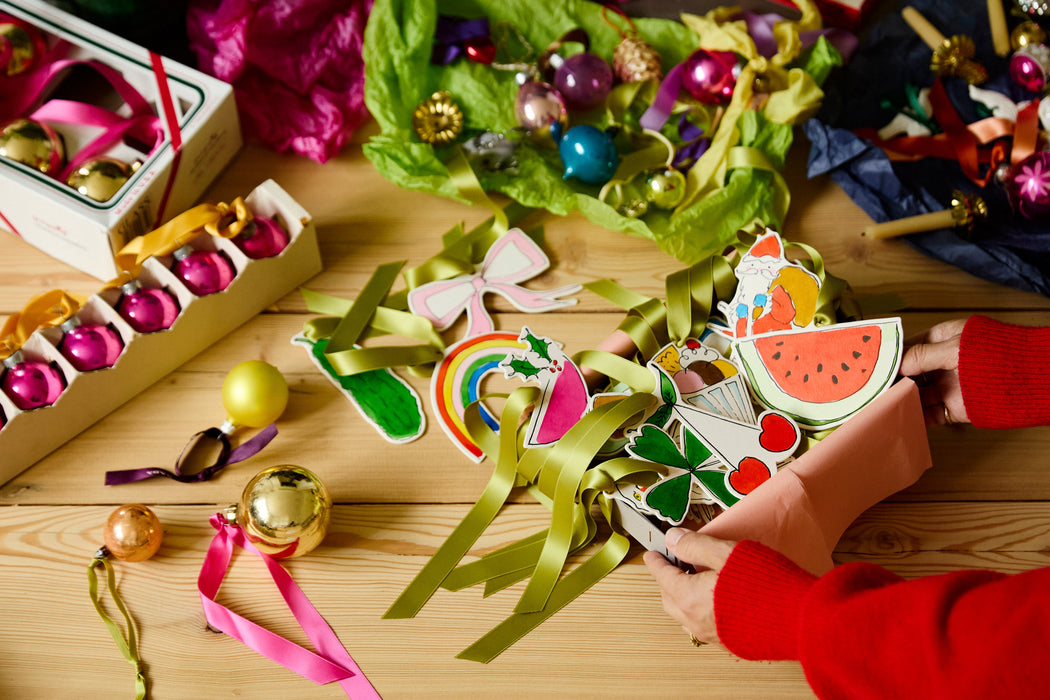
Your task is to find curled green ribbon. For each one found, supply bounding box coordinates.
[88,556,147,700]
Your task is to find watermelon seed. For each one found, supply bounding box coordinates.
[832,375,838,384]
[817,363,823,372]
[862,335,871,342]
[772,351,781,360]
[776,341,784,346]
[841,362,850,371]
[795,355,799,361]
[853,350,862,359]
[803,374,809,382]
[785,370,791,378]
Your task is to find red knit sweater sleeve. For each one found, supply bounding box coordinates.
[714,540,1050,699]
[959,315,1050,428]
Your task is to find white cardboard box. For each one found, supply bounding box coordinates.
[0,0,242,280]
[0,179,322,485]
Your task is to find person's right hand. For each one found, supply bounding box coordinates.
[899,318,969,426]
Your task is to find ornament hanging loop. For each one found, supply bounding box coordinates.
[600,4,640,39]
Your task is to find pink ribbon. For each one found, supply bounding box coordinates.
[408,228,580,338]
[198,514,380,699]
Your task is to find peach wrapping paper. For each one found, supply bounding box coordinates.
[699,378,932,575]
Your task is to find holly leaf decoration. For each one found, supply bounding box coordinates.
[658,368,678,406]
[505,357,544,379]
[626,425,690,469]
[643,472,692,524]
[522,328,553,362]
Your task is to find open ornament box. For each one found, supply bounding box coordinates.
[0,180,322,485]
[0,0,242,280]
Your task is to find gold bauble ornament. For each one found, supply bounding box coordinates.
[0,22,37,77]
[66,157,135,202]
[1011,21,1048,51]
[412,90,464,145]
[613,36,663,83]
[644,168,687,209]
[0,118,65,174]
[225,465,332,558]
[103,504,163,562]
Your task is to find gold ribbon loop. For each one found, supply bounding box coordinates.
[1,289,85,359]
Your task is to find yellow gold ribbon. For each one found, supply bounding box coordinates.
[0,289,85,359]
[112,198,253,274]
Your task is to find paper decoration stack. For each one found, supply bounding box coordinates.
[297,217,924,663]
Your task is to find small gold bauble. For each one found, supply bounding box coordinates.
[644,168,687,209]
[66,157,134,202]
[0,118,65,174]
[412,91,464,145]
[1011,21,1048,51]
[0,22,37,77]
[229,465,332,558]
[103,504,163,562]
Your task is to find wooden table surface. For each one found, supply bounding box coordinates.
[3,125,1050,699]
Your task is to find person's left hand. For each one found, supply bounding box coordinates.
[643,529,737,645]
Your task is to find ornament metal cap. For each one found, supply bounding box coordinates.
[119,279,143,295]
[3,350,24,369]
[59,316,82,333]
[172,245,194,261]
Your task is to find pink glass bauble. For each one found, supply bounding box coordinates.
[554,52,614,111]
[234,217,289,259]
[1,351,65,410]
[681,49,738,104]
[172,245,235,296]
[103,504,163,562]
[117,281,180,333]
[1010,44,1050,92]
[58,318,124,372]
[514,80,568,137]
[1004,150,1050,221]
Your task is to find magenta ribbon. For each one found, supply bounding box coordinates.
[407,228,580,338]
[103,423,278,485]
[199,514,381,699]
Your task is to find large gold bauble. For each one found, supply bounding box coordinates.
[228,465,332,558]
[66,157,134,202]
[0,118,65,174]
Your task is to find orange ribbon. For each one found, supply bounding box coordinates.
[0,290,86,359]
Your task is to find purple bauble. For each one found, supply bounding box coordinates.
[1010,44,1050,92]
[58,318,124,372]
[514,80,568,137]
[2,351,65,410]
[117,281,180,333]
[235,217,289,259]
[1004,150,1050,222]
[554,52,614,111]
[681,49,738,104]
[172,245,235,296]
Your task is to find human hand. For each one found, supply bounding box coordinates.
[643,529,737,645]
[899,318,969,426]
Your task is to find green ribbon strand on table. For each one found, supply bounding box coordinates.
[87,556,147,700]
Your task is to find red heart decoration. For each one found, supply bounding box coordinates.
[464,37,496,65]
[758,412,798,453]
[728,457,771,495]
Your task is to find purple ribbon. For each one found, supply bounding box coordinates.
[431,15,490,65]
[735,11,858,62]
[673,114,710,172]
[104,423,278,485]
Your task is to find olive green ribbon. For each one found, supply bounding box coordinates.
[88,556,147,700]
[300,261,445,376]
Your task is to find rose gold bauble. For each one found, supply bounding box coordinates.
[103,504,163,562]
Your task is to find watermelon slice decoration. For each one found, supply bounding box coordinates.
[732,318,902,430]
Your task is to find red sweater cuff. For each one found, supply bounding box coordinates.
[960,315,1050,429]
[713,540,818,660]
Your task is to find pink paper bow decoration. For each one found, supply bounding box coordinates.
[408,228,581,338]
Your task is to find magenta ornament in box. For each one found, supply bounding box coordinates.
[0,179,321,485]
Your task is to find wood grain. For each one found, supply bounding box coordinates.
[2,124,1049,698]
